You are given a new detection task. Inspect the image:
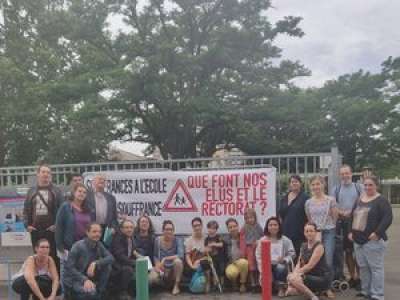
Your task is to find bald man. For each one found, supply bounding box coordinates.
[86,174,118,239]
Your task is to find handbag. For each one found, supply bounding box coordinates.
[189,267,206,293]
[103,226,113,247]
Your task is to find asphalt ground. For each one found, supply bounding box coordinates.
[1,208,399,300]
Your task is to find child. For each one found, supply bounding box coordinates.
[204,220,225,292]
[240,208,263,292]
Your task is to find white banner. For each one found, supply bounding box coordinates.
[84,168,276,234]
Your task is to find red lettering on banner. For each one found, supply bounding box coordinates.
[237,188,248,201]
[205,188,233,202]
[201,201,265,217]
[198,171,272,217]
[187,175,208,188]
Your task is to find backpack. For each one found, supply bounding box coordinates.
[189,267,206,293]
[334,183,361,203]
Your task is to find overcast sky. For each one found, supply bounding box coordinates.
[268,0,400,87]
[111,0,400,154]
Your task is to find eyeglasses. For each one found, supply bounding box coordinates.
[192,223,202,228]
[39,246,50,248]
[163,227,174,231]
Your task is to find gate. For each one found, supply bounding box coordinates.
[0,147,342,195]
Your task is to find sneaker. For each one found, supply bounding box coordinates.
[172,284,180,295]
[353,279,361,291]
[278,288,286,298]
[355,292,368,298]
[239,283,246,293]
[119,292,133,300]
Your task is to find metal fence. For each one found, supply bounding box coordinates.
[0,147,342,196]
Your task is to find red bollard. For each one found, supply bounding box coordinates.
[261,239,272,300]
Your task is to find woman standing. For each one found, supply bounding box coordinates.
[12,239,59,300]
[350,176,392,300]
[279,175,309,257]
[256,217,295,297]
[55,183,92,290]
[305,175,338,298]
[286,223,330,300]
[153,220,184,295]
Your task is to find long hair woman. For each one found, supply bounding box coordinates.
[350,176,392,300]
[279,175,309,257]
[55,183,92,290]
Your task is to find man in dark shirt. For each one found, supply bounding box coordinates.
[23,163,64,269]
[110,220,136,300]
[64,222,114,300]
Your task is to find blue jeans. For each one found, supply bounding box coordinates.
[68,265,111,300]
[60,256,67,293]
[272,263,288,285]
[354,240,386,300]
[322,228,336,282]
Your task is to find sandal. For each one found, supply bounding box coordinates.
[323,289,335,299]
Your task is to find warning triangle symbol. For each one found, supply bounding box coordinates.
[163,179,198,212]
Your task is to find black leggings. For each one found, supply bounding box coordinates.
[12,275,54,300]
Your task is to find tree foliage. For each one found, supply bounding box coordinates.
[0,0,115,165]
[0,0,399,177]
[109,0,308,158]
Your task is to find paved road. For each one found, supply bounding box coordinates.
[1,208,399,300]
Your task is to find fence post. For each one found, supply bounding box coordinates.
[136,258,149,300]
[261,239,272,300]
[328,146,342,194]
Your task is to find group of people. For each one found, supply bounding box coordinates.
[278,167,392,300]
[12,164,392,300]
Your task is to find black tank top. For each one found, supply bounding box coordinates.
[300,241,329,276]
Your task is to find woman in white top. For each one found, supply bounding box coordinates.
[184,217,211,293]
[305,175,338,298]
[256,217,295,297]
[12,238,59,300]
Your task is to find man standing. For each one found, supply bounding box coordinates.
[23,163,64,267]
[64,222,114,300]
[87,174,118,237]
[331,164,363,288]
[65,173,84,200]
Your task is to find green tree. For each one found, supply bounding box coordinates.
[110,0,308,159]
[318,70,397,171]
[233,87,329,155]
[0,0,116,165]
